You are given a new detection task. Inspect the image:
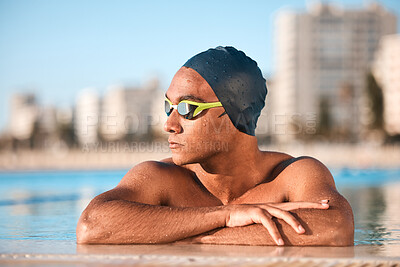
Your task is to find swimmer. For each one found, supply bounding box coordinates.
[76,46,354,246]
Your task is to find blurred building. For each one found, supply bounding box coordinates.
[149,80,168,139]
[74,89,100,146]
[100,78,165,142]
[100,85,130,141]
[256,79,275,139]
[9,93,38,140]
[273,2,397,143]
[38,106,57,135]
[373,34,400,135]
[55,106,75,148]
[33,105,58,148]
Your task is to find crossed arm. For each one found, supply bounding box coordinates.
[177,196,353,246]
[185,158,354,246]
[76,159,354,246]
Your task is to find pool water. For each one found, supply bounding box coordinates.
[0,168,399,247]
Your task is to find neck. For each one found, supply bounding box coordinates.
[195,136,266,204]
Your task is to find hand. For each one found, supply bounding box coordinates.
[225,200,329,246]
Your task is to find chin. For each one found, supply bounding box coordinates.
[171,149,215,166]
[171,152,196,166]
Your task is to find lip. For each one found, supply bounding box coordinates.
[168,139,183,149]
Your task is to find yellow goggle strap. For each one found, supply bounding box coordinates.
[165,98,222,118]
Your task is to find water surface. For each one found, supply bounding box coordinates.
[0,168,399,256]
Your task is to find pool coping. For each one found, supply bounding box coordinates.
[2,240,400,266]
[1,252,400,266]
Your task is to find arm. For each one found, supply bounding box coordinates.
[179,198,352,246]
[76,161,326,245]
[76,161,226,244]
[77,195,325,245]
[284,157,354,246]
[77,194,227,244]
[178,157,354,246]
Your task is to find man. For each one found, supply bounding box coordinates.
[76,46,354,246]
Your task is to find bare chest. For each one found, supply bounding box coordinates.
[229,182,287,204]
[166,175,287,207]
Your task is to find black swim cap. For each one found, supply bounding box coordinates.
[183,46,267,136]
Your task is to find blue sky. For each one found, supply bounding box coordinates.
[0,0,399,132]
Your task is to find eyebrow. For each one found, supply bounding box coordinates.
[165,94,205,103]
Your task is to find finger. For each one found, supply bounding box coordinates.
[257,210,284,246]
[267,207,305,234]
[266,201,329,211]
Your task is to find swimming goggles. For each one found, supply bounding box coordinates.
[165,98,222,119]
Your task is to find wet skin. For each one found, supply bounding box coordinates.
[76,67,354,246]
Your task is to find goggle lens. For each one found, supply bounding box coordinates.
[165,100,194,119]
[177,102,190,116]
[165,100,172,116]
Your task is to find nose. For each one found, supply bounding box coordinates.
[164,109,183,134]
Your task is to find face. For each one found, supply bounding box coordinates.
[164,67,237,166]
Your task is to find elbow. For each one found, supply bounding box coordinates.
[76,209,104,244]
[76,213,92,244]
[330,221,354,246]
[327,210,355,246]
[76,198,115,244]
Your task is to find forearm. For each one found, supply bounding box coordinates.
[178,207,354,246]
[177,224,273,245]
[77,199,226,244]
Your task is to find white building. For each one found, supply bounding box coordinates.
[100,79,165,141]
[74,88,100,146]
[273,2,396,142]
[373,34,400,135]
[9,93,38,140]
[100,86,129,141]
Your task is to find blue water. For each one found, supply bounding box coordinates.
[0,168,400,245]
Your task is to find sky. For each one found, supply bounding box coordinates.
[0,0,399,132]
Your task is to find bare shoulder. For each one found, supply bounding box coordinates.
[259,154,354,245]
[274,156,338,202]
[95,158,195,206]
[277,156,335,186]
[118,158,191,188]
